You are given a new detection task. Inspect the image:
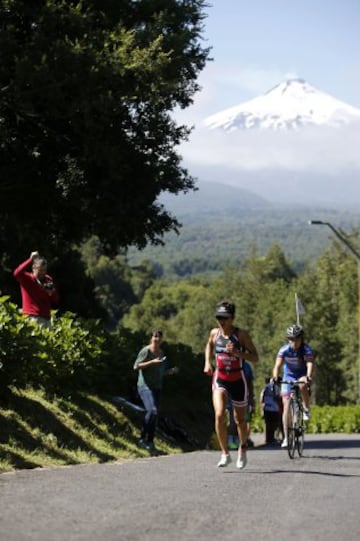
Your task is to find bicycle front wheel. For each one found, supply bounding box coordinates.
[297,407,305,456]
[287,399,296,459]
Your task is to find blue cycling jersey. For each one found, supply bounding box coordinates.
[276,342,315,379]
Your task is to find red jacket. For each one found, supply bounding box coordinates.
[13,258,59,319]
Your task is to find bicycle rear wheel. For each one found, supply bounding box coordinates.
[297,407,305,456]
[287,399,296,459]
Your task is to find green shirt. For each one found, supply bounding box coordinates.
[134,346,167,390]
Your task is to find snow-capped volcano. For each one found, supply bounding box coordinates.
[204,78,360,131]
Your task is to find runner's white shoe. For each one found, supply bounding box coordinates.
[217,453,231,467]
[236,453,247,470]
[281,438,288,448]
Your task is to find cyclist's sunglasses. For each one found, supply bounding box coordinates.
[216,316,231,321]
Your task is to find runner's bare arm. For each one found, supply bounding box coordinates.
[204,328,216,375]
[238,329,259,364]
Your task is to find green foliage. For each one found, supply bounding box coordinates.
[0,295,150,397]
[0,294,212,410]
[246,405,360,436]
[127,206,360,278]
[0,0,210,261]
[121,278,218,352]
[307,405,360,433]
[0,296,106,392]
[0,295,39,390]
[123,237,360,406]
[79,236,156,327]
[1,231,360,468]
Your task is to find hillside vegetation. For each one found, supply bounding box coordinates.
[128,181,360,277]
[3,3,360,475]
[1,386,359,473]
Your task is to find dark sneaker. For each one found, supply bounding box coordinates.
[137,438,148,449]
[146,442,157,452]
[138,439,157,452]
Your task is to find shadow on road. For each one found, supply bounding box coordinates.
[304,438,360,449]
[254,437,360,454]
[247,469,360,478]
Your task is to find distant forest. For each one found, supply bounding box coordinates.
[127,198,360,278]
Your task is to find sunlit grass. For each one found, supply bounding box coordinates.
[0,387,180,473]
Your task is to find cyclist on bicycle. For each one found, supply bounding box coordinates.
[272,324,315,448]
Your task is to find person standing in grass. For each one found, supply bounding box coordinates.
[133,330,178,452]
[204,301,259,470]
[13,251,59,328]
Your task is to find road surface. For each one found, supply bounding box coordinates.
[1,434,359,541]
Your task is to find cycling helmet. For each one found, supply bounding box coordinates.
[286,324,304,339]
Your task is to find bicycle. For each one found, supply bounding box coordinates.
[281,380,307,459]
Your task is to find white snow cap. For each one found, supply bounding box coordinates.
[204,78,360,131]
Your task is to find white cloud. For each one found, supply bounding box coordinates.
[175,65,360,175]
[178,122,360,172]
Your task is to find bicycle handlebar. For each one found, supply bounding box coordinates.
[273,378,311,385]
[280,380,304,385]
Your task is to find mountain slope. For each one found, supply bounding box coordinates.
[160,180,270,218]
[204,78,360,131]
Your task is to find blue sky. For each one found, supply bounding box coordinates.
[178,0,360,123]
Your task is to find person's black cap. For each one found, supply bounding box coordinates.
[214,302,235,318]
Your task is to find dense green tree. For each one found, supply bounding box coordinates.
[298,243,359,405]
[0,0,210,265]
[122,246,299,357]
[121,240,360,404]
[80,236,156,326]
[121,278,211,347]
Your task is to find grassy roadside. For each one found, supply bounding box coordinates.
[0,387,182,473]
[2,387,358,473]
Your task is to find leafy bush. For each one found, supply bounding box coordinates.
[0,297,106,393]
[0,297,210,411]
[0,296,40,389]
[3,296,359,438]
[251,405,360,435]
[307,405,360,433]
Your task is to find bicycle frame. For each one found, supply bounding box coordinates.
[281,380,306,459]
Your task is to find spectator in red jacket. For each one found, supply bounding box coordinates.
[13,251,59,328]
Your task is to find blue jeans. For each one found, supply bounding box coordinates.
[137,387,161,443]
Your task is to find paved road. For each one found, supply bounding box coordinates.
[1,434,359,541]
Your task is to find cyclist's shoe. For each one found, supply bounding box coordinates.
[217,453,232,467]
[281,438,288,448]
[236,452,247,470]
[303,408,311,421]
